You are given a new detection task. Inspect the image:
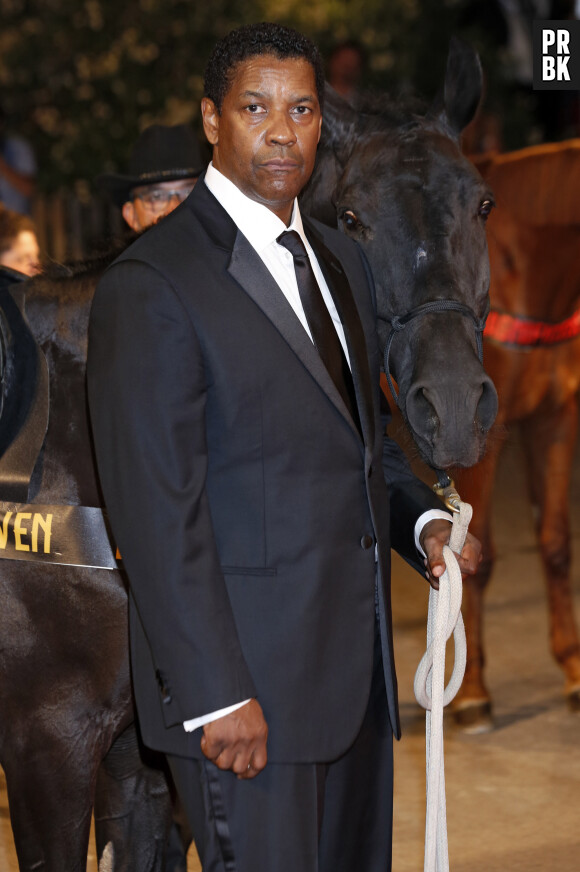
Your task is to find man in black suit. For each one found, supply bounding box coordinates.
[87,22,480,872]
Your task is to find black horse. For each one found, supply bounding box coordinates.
[0,258,174,872]
[302,37,497,470]
[0,38,495,871]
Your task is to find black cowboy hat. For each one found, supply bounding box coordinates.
[96,124,206,207]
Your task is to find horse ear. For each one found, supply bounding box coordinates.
[429,37,483,137]
[321,83,358,163]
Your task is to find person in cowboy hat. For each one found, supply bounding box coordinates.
[97,123,206,232]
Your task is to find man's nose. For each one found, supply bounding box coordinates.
[160,192,183,218]
[266,111,296,145]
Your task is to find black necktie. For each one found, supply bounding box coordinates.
[277,230,360,434]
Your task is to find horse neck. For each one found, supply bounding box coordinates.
[25,274,103,507]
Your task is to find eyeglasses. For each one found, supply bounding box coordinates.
[132,184,196,213]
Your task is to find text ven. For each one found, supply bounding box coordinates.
[0,512,53,553]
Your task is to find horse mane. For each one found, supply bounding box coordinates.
[351,89,430,128]
[305,87,451,225]
[41,231,138,282]
[319,87,451,157]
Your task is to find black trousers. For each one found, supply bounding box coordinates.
[167,626,393,872]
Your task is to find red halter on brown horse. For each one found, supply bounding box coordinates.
[452,140,580,730]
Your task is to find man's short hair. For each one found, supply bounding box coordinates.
[204,22,325,114]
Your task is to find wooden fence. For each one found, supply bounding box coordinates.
[31,191,125,264]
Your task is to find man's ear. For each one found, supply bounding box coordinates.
[122,201,138,232]
[201,97,220,145]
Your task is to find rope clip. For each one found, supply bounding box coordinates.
[433,477,462,514]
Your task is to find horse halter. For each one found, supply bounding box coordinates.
[380,297,490,493]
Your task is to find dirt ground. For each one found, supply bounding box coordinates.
[391,430,580,871]
[1,431,579,871]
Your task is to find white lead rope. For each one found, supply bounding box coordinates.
[413,500,471,872]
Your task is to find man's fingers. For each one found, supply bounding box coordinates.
[422,526,483,589]
[200,699,268,776]
[457,535,483,576]
[236,743,268,780]
[200,732,225,763]
[425,569,439,590]
[201,737,252,772]
[251,741,267,771]
[234,732,268,778]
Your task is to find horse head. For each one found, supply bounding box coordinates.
[302,38,498,471]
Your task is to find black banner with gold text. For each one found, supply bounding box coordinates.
[0,502,119,570]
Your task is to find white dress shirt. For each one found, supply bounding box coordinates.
[183,164,450,733]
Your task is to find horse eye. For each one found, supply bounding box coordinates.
[340,210,361,231]
[478,199,494,219]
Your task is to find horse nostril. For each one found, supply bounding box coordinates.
[475,377,498,434]
[406,385,439,440]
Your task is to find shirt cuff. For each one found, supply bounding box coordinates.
[414,509,453,557]
[183,699,252,732]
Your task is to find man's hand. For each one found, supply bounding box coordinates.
[200,698,268,779]
[420,518,482,590]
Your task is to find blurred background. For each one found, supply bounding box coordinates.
[1,0,579,260]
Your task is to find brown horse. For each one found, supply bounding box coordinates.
[452,140,580,730]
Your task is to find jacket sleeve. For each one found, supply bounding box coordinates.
[87,258,257,726]
[380,392,447,576]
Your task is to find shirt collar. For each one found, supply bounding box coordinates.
[204,162,307,253]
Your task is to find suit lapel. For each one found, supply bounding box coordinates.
[229,233,363,440]
[190,181,370,445]
[303,221,375,451]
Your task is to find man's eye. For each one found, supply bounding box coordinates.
[148,192,164,204]
[292,105,311,115]
[246,104,265,113]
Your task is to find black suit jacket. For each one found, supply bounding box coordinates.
[87,177,443,761]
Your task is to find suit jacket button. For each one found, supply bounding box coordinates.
[360,534,374,550]
[156,668,172,703]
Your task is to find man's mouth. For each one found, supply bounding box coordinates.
[261,159,299,171]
